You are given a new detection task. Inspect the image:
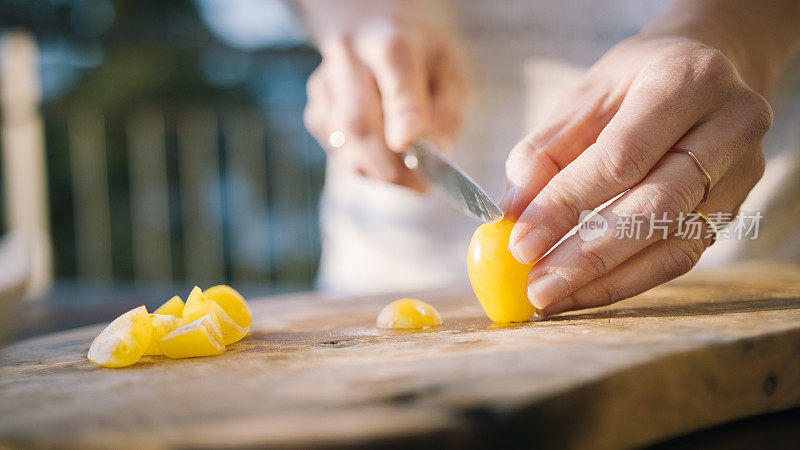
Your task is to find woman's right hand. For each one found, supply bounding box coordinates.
[300,0,470,192]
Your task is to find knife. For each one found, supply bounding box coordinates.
[401,138,504,222]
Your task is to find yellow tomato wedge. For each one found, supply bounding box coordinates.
[159,313,225,359]
[376,298,443,329]
[144,314,183,356]
[467,219,537,322]
[153,295,184,318]
[203,285,252,331]
[87,306,152,368]
[183,286,248,345]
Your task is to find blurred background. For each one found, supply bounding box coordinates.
[1,0,798,342]
[0,0,326,339]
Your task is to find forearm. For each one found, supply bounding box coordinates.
[643,0,800,93]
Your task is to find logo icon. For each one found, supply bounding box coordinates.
[578,210,608,242]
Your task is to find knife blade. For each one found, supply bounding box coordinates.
[401,138,504,222]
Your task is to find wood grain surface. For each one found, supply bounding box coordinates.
[2,262,800,449]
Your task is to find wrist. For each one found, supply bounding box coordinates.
[641,0,800,94]
[642,24,768,94]
[643,30,759,90]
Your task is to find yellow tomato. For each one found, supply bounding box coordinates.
[203,285,252,331]
[87,306,152,368]
[467,219,537,322]
[143,314,183,356]
[183,286,248,346]
[153,295,184,318]
[159,313,225,359]
[376,298,443,329]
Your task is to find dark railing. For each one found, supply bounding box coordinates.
[44,104,325,289]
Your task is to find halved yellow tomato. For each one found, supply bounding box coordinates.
[203,285,252,331]
[87,306,152,368]
[467,219,537,322]
[183,286,247,345]
[160,313,225,358]
[153,295,184,318]
[377,298,443,329]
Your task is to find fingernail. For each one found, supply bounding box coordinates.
[499,186,519,214]
[509,227,552,264]
[538,296,572,317]
[526,273,569,309]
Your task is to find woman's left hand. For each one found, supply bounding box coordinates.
[500,35,773,316]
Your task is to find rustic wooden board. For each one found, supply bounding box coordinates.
[2,262,800,449]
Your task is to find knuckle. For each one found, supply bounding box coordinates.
[508,138,536,160]
[647,44,733,98]
[539,178,584,228]
[663,238,704,278]
[740,92,774,137]
[524,185,584,236]
[575,243,613,279]
[599,136,651,187]
[646,183,695,218]
[691,46,733,86]
[382,31,414,65]
[589,277,623,306]
[559,190,585,226]
[341,113,375,139]
[509,137,551,165]
[505,138,560,184]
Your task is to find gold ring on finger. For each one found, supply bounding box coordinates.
[693,209,718,246]
[668,148,712,203]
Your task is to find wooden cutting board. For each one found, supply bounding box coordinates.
[2,262,800,449]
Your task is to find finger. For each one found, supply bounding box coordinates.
[536,233,711,317]
[509,65,724,265]
[524,151,709,309]
[428,45,470,151]
[354,28,432,151]
[536,160,761,318]
[500,78,625,219]
[499,36,659,218]
[524,108,769,310]
[674,89,773,209]
[344,134,428,192]
[305,69,380,177]
[538,174,742,317]
[303,68,333,146]
[321,40,428,192]
[326,41,386,143]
